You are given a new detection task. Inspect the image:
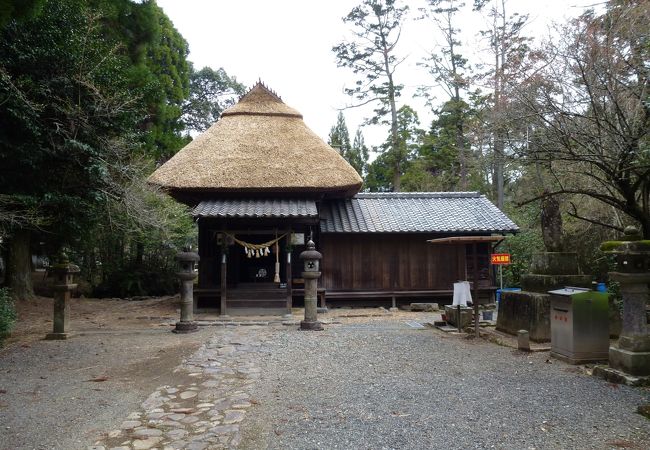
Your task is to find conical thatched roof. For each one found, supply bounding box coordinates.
[148,82,363,200]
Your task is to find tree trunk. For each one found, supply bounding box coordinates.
[541,195,563,252]
[7,228,34,300]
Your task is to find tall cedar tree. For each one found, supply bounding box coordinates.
[474,0,530,209]
[419,0,471,190]
[333,0,408,191]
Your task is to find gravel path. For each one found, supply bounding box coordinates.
[241,320,650,450]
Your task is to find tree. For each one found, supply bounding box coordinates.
[351,128,370,177]
[327,112,369,177]
[474,0,531,209]
[419,0,471,189]
[182,66,245,134]
[328,111,352,156]
[140,3,191,160]
[0,0,193,298]
[378,105,423,191]
[515,0,650,237]
[333,0,408,190]
[0,0,45,27]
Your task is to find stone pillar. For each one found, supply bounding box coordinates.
[299,240,323,331]
[45,253,79,340]
[173,247,200,334]
[597,227,650,381]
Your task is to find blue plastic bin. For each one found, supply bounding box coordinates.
[496,287,522,303]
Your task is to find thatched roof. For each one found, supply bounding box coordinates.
[148,82,363,199]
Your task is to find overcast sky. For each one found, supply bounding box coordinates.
[156,0,599,149]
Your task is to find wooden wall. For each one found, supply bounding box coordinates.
[320,233,475,292]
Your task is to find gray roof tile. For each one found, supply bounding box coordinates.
[320,192,518,233]
[193,199,318,218]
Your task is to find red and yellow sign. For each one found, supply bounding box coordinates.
[491,253,511,265]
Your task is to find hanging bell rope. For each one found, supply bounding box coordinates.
[274,232,281,283]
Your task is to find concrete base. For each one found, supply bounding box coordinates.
[496,291,551,342]
[389,307,399,312]
[444,305,472,329]
[172,321,199,334]
[551,350,608,365]
[45,332,72,340]
[608,344,650,376]
[300,320,323,331]
[593,365,650,387]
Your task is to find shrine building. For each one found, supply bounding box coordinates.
[149,82,518,315]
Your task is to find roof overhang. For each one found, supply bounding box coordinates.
[427,236,507,244]
[192,198,318,219]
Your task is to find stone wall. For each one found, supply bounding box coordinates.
[496,291,551,342]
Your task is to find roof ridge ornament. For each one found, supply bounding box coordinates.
[238,79,282,102]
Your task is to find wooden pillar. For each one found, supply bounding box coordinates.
[286,228,293,312]
[473,242,479,337]
[220,238,228,317]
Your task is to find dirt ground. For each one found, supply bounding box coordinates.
[3,295,181,348]
[0,296,211,449]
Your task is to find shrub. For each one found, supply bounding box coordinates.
[0,287,16,344]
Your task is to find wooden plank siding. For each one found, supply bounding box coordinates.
[320,233,469,292]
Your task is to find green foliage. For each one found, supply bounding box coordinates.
[328,111,351,155]
[0,0,206,298]
[0,0,45,27]
[495,203,544,286]
[328,113,369,177]
[365,152,393,192]
[0,287,16,343]
[182,65,245,133]
[351,128,370,177]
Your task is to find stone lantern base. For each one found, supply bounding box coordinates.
[593,363,650,387]
[300,319,323,331]
[173,321,199,334]
[45,332,73,340]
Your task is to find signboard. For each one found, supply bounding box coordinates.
[291,233,305,245]
[491,253,511,265]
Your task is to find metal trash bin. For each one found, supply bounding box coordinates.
[549,287,609,364]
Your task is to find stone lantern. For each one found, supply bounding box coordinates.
[173,246,200,334]
[45,252,80,340]
[595,226,650,383]
[299,240,323,331]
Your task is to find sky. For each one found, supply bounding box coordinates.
[156,0,600,149]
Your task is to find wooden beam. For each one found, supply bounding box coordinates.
[286,227,292,313]
[220,234,228,316]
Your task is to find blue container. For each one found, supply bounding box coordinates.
[496,287,522,303]
[596,282,607,292]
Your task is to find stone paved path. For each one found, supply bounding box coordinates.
[90,326,270,450]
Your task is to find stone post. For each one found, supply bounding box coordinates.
[45,253,79,340]
[173,247,200,334]
[299,240,323,331]
[596,227,650,381]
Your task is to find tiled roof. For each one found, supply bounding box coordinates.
[320,192,518,233]
[193,199,318,218]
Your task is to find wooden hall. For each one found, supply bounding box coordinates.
[149,82,518,316]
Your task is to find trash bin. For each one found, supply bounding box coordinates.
[549,287,609,364]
